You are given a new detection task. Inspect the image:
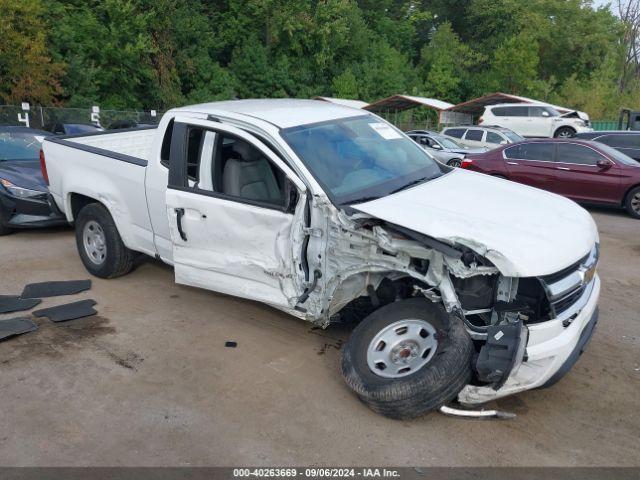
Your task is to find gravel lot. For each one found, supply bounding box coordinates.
[0,208,638,466]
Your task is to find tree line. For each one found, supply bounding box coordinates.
[1,0,639,120]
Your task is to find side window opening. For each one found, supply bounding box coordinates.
[486,132,503,144]
[160,119,175,168]
[464,129,484,141]
[217,134,285,207]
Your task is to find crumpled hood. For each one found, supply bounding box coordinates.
[353,169,598,277]
[0,160,47,191]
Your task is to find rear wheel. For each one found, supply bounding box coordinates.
[341,298,474,419]
[554,127,576,138]
[75,203,136,278]
[624,186,640,219]
[447,158,462,168]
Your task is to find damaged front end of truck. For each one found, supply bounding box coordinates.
[296,198,600,406]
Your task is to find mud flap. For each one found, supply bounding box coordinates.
[476,321,528,390]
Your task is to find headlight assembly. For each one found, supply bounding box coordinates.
[0,178,45,199]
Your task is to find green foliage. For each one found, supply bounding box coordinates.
[0,0,63,104]
[1,0,637,121]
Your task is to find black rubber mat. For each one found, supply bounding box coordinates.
[0,317,38,341]
[33,299,97,322]
[21,280,92,299]
[0,295,41,314]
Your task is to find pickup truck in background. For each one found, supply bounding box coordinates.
[42,100,600,419]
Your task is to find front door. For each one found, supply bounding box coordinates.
[503,141,557,191]
[552,143,621,204]
[165,117,307,308]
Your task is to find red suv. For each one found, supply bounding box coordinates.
[461,138,640,219]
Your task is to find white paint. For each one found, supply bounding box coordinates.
[353,168,598,277]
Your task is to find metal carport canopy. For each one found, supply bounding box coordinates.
[364,95,454,113]
[446,92,574,115]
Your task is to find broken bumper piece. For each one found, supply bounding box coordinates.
[458,274,600,405]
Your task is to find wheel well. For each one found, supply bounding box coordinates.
[622,183,640,206]
[554,125,576,136]
[70,193,99,221]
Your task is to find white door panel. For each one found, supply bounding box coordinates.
[164,118,307,309]
[166,188,296,307]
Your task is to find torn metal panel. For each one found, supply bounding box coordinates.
[300,206,500,326]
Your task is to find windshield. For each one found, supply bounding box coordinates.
[503,131,525,143]
[281,116,445,205]
[594,142,639,166]
[433,135,462,149]
[0,131,45,161]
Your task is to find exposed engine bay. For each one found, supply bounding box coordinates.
[295,200,580,392]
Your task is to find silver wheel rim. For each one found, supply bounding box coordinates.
[557,129,573,138]
[449,159,461,167]
[83,220,107,265]
[632,192,640,214]
[367,319,438,378]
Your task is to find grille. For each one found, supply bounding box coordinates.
[552,285,586,314]
[541,244,598,319]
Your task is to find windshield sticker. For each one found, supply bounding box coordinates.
[369,123,403,140]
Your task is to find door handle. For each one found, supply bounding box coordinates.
[506,161,519,165]
[557,167,571,171]
[175,208,187,241]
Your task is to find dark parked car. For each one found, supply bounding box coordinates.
[47,123,104,135]
[461,138,640,219]
[0,126,67,234]
[575,131,640,161]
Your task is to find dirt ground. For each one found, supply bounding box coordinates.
[0,208,638,466]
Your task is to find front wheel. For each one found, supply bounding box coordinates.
[75,203,136,278]
[341,298,474,419]
[447,158,462,168]
[624,186,640,219]
[554,126,576,138]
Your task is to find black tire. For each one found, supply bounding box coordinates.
[553,126,576,138]
[447,158,462,168]
[341,298,474,419]
[624,185,640,219]
[75,203,136,278]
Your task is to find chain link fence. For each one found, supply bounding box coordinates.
[0,105,161,132]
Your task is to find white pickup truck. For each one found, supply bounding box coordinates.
[42,100,600,419]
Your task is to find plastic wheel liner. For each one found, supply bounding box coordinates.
[0,317,38,341]
[21,280,92,299]
[33,299,97,322]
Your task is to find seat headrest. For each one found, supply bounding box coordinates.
[231,141,260,162]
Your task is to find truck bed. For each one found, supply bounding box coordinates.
[43,127,158,256]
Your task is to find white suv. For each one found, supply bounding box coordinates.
[480,103,593,138]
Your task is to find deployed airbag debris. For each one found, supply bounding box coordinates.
[0,295,41,314]
[0,317,38,341]
[21,280,92,299]
[33,299,97,322]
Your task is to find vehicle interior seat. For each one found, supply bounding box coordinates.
[222,141,282,205]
